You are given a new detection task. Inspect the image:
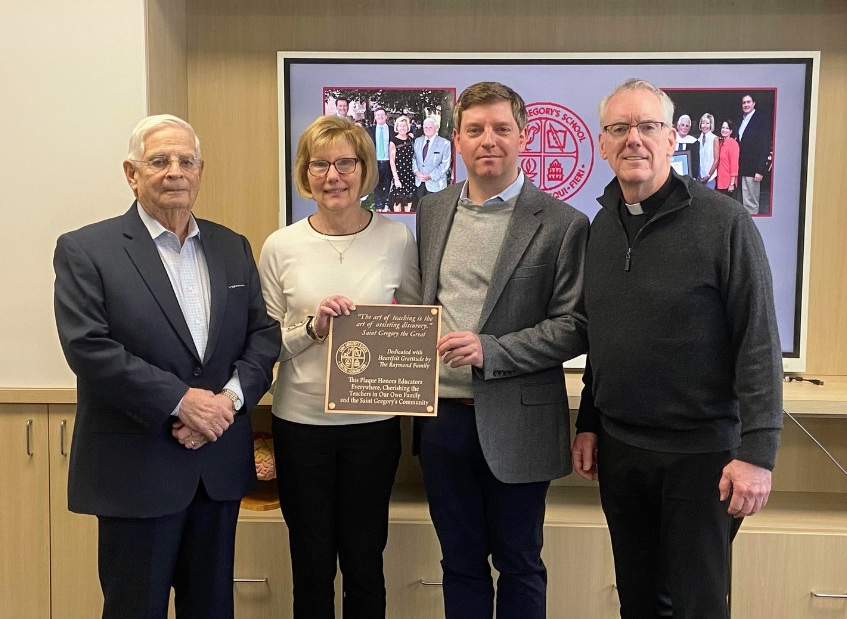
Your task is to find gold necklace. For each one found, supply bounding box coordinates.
[321,211,367,264]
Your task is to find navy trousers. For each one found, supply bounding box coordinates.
[374,160,392,211]
[419,399,550,619]
[97,480,240,619]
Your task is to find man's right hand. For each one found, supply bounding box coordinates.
[177,388,234,442]
[572,432,599,481]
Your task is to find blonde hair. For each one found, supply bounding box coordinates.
[294,116,378,199]
[394,115,411,132]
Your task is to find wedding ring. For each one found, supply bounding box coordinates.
[190,440,196,447]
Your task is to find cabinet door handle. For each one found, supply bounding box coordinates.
[59,419,68,457]
[26,419,33,456]
[419,580,443,587]
[812,592,847,599]
[233,578,268,583]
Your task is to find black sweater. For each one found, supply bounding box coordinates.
[576,172,782,470]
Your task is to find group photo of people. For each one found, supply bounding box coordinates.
[665,88,775,216]
[323,88,455,214]
[54,74,785,619]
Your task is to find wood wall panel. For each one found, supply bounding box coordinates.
[180,0,847,374]
[146,0,188,118]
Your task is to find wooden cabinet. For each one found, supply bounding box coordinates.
[48,405,103,619]
[732,530,847,618]
[0,405,102,619]
[543,526,619,618]
[3,379,846,618]
[0,405,51,618]
[233,514,344,618]
[384,522,446,619]
[232,519,294,618]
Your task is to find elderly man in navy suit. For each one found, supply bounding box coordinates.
[54,114,280,619]
[413,116,452,202]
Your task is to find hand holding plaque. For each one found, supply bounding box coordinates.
[324,304,441,416]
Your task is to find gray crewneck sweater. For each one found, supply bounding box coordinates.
[437,197,516,397]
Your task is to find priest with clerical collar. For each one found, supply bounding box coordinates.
[572,78,783,618]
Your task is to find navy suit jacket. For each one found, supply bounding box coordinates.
[54,204,280,518]
[737,111,772,177]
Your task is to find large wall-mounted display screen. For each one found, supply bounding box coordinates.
[278,52,818,370]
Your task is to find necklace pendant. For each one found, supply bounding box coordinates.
[338,254,344,264]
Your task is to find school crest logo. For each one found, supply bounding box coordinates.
[520,102,594,200]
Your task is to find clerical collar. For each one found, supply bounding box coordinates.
[625,202,644,215]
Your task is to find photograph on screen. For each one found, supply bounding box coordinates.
[664,88,776,216]
[278,53,817,368]
[321,87,455,214]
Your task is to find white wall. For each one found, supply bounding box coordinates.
[0,1,148,387]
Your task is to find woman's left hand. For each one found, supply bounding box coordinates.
[314,295,356,338]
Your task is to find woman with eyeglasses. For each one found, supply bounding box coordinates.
[258,115,421,619]
[715,119,741,201]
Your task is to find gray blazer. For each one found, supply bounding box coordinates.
[416,178,589,483]
[412,134,452,192]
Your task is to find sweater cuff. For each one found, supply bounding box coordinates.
[736,428,781,471]
[575,402,602,435]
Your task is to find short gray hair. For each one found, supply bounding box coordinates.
[598,78,675,128]
[127,114,201,161]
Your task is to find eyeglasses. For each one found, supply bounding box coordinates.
[307,158,359,177]
[133,155,202,173]
[783,376,825,386]
[602,121,667,140]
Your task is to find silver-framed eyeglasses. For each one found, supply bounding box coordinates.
[602,121,668,140]
[133,155,202,173]
[307,158,359,177]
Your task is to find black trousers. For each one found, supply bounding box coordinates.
[272,416,401,619]
[598,431,734,619]
[416,183,431,203]
[97,480,240,619]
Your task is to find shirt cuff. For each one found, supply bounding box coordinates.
[223,370,244,411]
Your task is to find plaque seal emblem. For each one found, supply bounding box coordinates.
[335,340,371,375]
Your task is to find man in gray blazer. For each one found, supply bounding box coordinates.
[416,82,588,619]
[413,116,452,201]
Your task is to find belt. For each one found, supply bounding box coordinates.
[442,397,474,407]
